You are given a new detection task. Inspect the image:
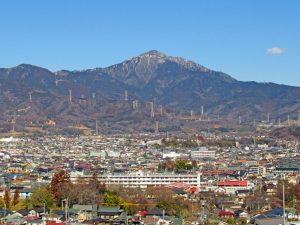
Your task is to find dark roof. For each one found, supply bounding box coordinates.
[18,209,30,216]
[51,210,65,216]
[147,208,163,216]
[73,204,97,212]
[267,208,284,217]
[98,206,123,214]
[234,210,244,216]
[235,189,252,194]
[172,188,186,195]
[34,207,46,213]
[0,209,12,216]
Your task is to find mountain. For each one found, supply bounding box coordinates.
[0,50,299,134]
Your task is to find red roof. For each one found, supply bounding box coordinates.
[48,165,61,170]
[218,211,234,216]
[139,211,148,216]
[186,186,198,193]
[217,180,248,186]
[24,216,39,220]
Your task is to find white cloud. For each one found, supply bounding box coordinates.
[266,47,285,55]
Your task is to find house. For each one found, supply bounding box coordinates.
[214,187,226,194]
[251,217,284,225]
[287,208,300,220]
[218,211,234,219]
[2,212,24,224]
[25,218,43,225]
[18,209,30,217]
[264,183,277,196]
[20,188,33,199]
[73,204,97,222]
[146,208,164,217]
[250,208,286,225]
[80,217,106,225]
[42,213,64,224]
[217,180,254,195]
[34,207,47,217]
[171,188,188,198]
[235,189,253,197]
[97,206,127,225]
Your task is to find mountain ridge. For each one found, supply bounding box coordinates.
[0,50,299,133]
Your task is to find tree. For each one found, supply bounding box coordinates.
[13,189,20,206]
[294,184,300,201]
[4,189,10,209]
[89,171,101,191]
[11,199,27,211]
[30,186,54,210]
[236,218,247,225]
[115,187,149,215]
[48,169,71,203]
[226,217,235,224]
[69,182,101,205]
[103,192,123,206]
[0,197,4,209]
[175,159,193,171]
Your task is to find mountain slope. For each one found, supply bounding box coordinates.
[0,50,299,133]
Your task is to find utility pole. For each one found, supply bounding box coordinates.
[133,100,138,109]
[64,198,69,223]
[124,90,128,101]
[29,92,32,103]
[95,120,99,136]
[69,89,72,104]
[238,116,242,125]
[155,121,159,134]
[200,200,206,224]
[282,174,286,225]
[150,102,154,118]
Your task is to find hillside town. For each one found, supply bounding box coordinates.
[0,131,299,225]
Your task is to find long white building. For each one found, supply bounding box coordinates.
[190,147,216,159]
[71,171,201,188]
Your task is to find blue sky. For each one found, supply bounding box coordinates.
[0,0,299,86]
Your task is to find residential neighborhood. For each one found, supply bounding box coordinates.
[0,132,299,225]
